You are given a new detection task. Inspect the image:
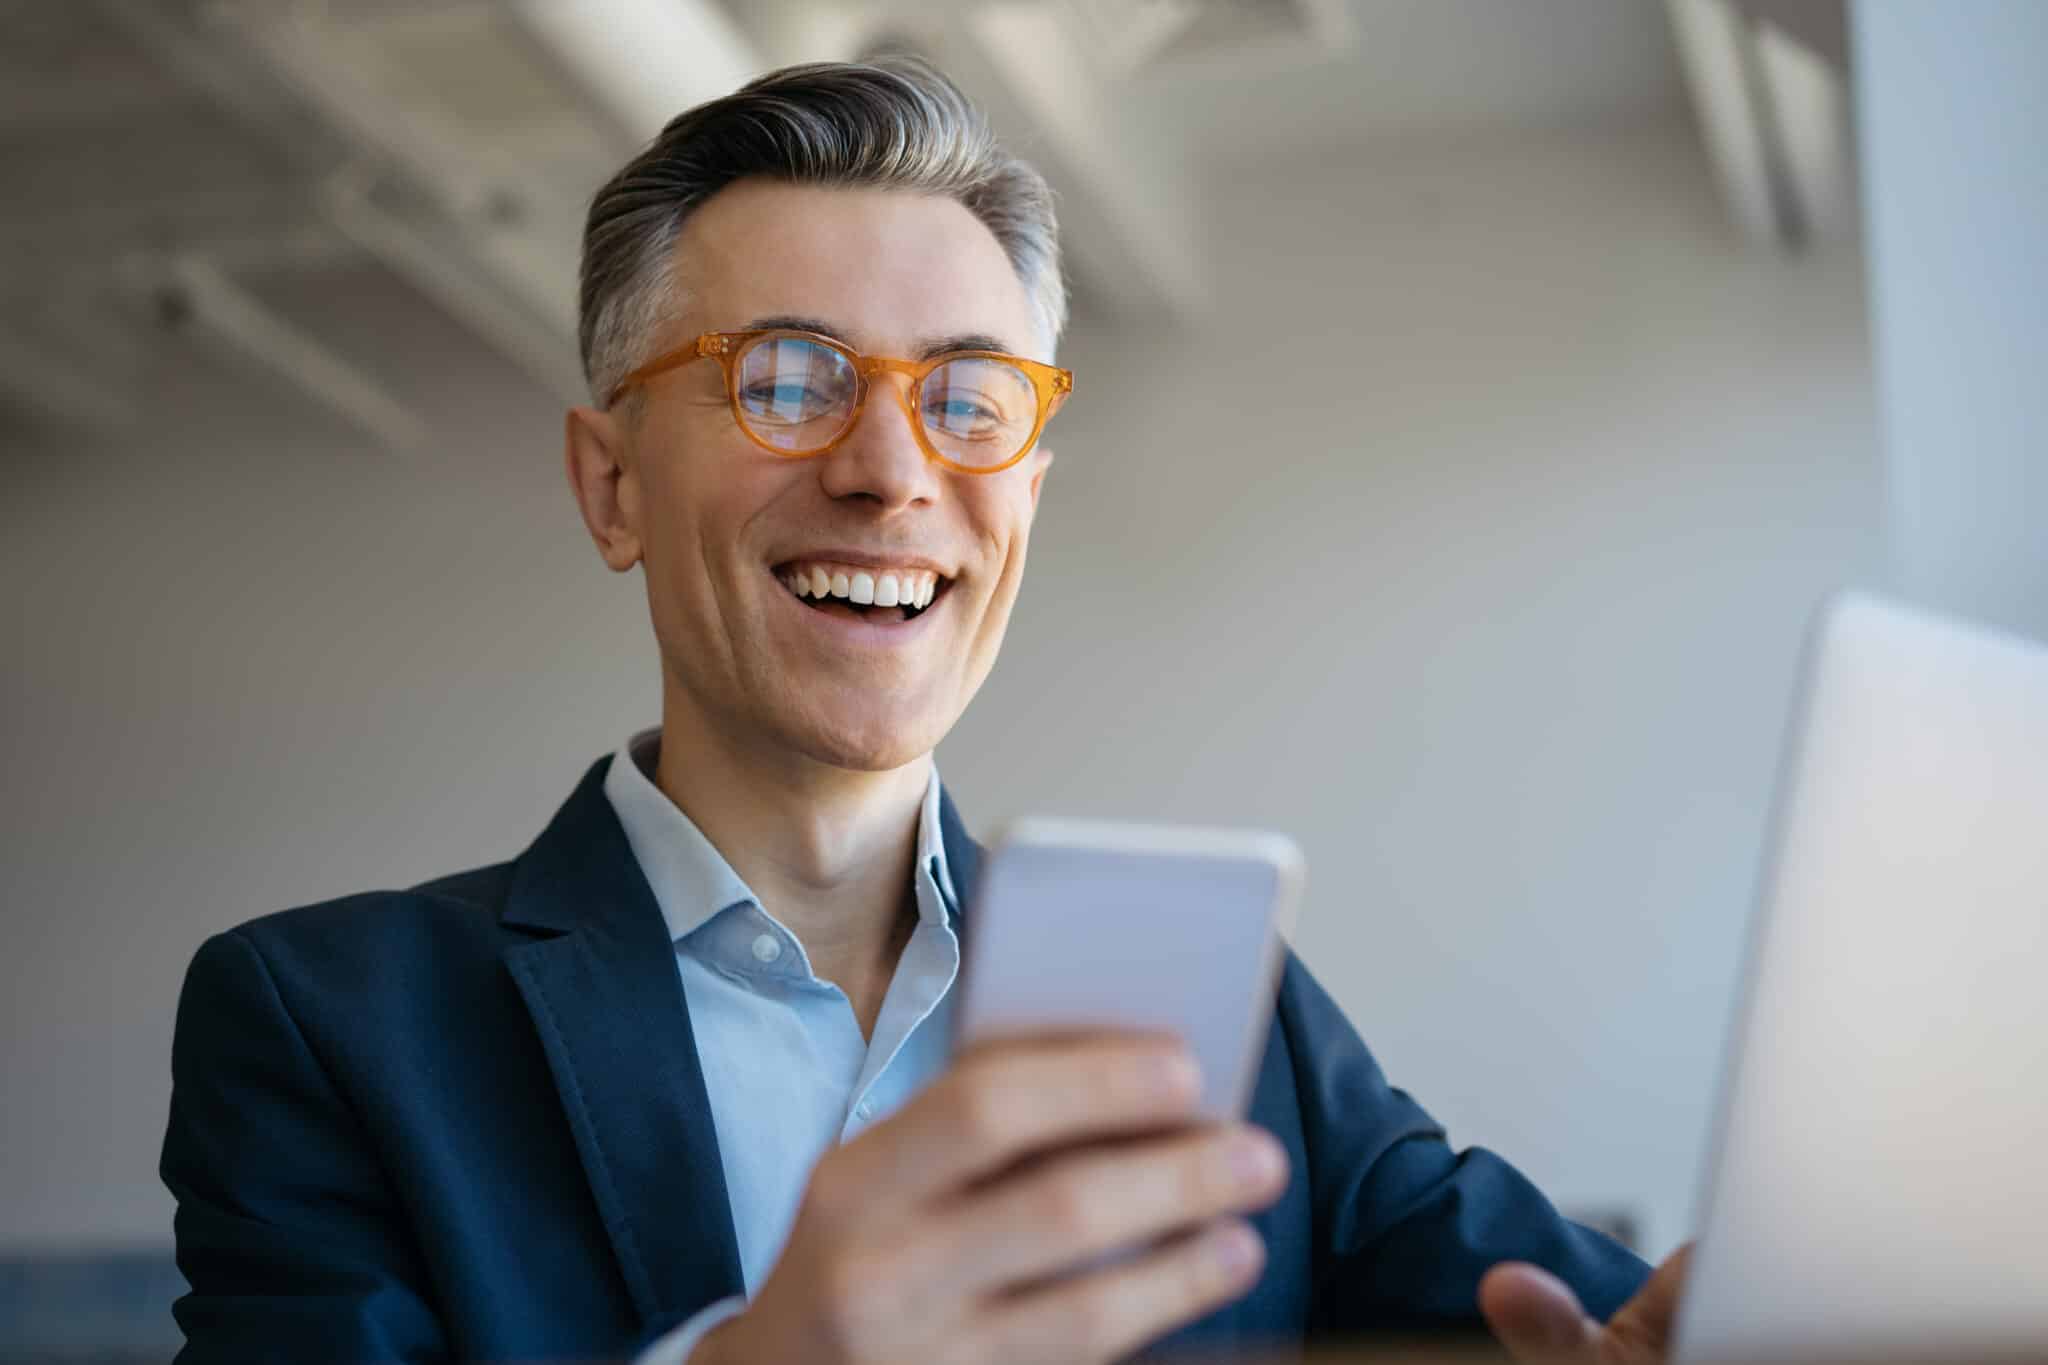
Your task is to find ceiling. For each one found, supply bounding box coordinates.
[1129,0,1686,164]
[0,0,1840,454]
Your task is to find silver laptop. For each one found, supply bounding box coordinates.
[1675,593,2048,1361]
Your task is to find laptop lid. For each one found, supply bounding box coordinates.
[1675,593,2048,1361]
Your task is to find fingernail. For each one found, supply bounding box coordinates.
[1227,1131,1284,1189]
[1213,1224,1264,1281]
[1152,1050,1201,1103]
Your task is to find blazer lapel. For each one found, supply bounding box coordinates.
[501,760,744,1326]
[938,785,983,916]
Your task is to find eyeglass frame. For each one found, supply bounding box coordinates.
[605,328,1075,475]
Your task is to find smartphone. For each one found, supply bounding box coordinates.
[955,817,1305,1119]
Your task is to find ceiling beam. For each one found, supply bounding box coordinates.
[1666,0,1854,251]
[1754,18,1857,242]
[318,170,588,403]
[154,255,429,453]
[701,1,1209,333]
[507,0,762,143]
[1731,0,1849,71]
[1668,0,1784,245]
[919,5,1210,332]
[207,4,585,335]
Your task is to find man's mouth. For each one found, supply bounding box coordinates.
[774,560,950,625]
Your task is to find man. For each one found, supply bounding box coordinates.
[162,59,1687,1363]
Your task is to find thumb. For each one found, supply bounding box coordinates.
[1479,1261,1602,1362]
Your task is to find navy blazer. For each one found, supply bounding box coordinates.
[162,758,1647,1362]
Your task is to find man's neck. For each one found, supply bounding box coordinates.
[651,695,932,1037]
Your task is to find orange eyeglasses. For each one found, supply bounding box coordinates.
[607,329,1074,474]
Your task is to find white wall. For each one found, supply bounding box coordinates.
[1857,0,2048,641]
[3,379,661,1246]
[3,117,1883,1260]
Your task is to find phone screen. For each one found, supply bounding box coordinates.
[956,819,1302,1118]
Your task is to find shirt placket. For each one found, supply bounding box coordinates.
[840,869,961,1137]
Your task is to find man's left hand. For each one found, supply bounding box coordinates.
[1479,1242,1692,1363]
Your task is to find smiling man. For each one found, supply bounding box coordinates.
[162,59,1685,1365]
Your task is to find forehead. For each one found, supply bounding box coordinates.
[673,179,1041,357]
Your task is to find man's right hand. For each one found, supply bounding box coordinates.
[693,1034,1290,1365]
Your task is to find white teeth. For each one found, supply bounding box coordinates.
[782,563,945,609]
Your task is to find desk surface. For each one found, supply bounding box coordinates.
[1193,1346,2048,1364]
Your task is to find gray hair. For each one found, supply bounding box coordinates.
[578,56,1067,407]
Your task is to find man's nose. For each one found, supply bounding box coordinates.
[815,376,942,511]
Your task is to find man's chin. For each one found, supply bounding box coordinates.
[783,704,952,775]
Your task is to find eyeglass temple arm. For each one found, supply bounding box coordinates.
[605,334,727,407]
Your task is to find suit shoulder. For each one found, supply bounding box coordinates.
[226,861,515,964]
[410,861,515,908]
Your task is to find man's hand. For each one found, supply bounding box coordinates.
[1480,1242,1692,1364]
[694,1034,1289,1365]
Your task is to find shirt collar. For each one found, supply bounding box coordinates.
[915,758,960,916]
[602,727,959,947]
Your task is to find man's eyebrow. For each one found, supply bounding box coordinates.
[738,316,1019,359]
[916,332,1016,359]
[740,314,847,341]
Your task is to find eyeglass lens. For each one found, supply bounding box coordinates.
[733,335,1040,467]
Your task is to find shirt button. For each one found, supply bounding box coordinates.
[751,933,782,964]
[855,1099,874,1120]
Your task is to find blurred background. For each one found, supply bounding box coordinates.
[3,0,2044,1356]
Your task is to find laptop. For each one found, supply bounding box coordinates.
[1674,593,2048,1360]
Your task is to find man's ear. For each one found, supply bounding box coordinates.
[564,405,643,572]
[1027,445,1055,509]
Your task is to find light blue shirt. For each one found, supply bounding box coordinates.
[604,730,962,1363]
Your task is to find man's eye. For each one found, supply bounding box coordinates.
[744,383,833,415]
[927,396,1002,429]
